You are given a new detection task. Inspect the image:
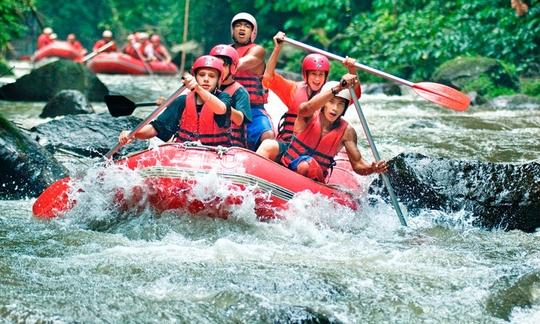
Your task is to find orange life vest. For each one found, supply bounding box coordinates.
[175,92,231,146]
[281,110,348,180]
[223,82,247,148]
[234,44,268,105]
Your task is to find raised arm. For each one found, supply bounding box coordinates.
[298,73,357,117]
[264,31,285,80]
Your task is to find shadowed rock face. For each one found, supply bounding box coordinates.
[40,89,94,118]
[0,113,67,199]
[0,60,108,101]
[31,113,147,157]
[369,153,540,232]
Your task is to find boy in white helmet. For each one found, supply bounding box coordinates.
[230,12,274,151]
[37,27,53,49]
[260,73,387,182]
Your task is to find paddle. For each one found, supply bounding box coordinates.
[348,86,408,226]
[32,84,187,218]
[282,37,470,111]
[81,40,114,63]
[104,94,156,117]
[131,40,154,75]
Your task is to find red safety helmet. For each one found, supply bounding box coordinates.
[302,53,330,81]
[209,44,239,76]
[191,55,225,82]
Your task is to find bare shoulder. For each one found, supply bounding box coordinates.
[343,123,357,141]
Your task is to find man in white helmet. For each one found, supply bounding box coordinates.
[92,30,117,53]
[230,12,273,151]
[259,73,387,182]
[37,27,54,49]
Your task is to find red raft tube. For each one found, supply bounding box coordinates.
[32,143,362,220]
[87,52,178,75]
[32,41,83,62]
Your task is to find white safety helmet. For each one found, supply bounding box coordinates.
[322,81,352,103]
[43,27,53,34]
[231,12,257,43]
[102,30,113,38]
[138,32,149,39]
[50,33,57,40]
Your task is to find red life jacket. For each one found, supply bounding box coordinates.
[175,92,231,146]
[223,82,247,148]
[281,110,348,180]
[234,43,268,105]
[93,39,117,52]
[277,81,311,143]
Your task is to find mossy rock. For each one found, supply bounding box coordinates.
[0,59,108,101]
[432,56,519,99]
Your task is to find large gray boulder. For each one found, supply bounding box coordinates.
[432,56,519,102]
[0,59,108,101]
[0,113,67,199]
[31,113,147,157]
[369,153,540,232]
[40,89,94,118]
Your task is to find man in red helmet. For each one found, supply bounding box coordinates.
[145,34,172,64]
[210,44,252,148]
[230,12,273,151]
[92,30,117,53]
[257,31,361,161]
[118,55,232,147]
[279,76,387,182]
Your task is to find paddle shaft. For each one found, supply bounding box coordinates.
[348,87,408,226]
[82,41,114,62]
[105,85,186,159]
[283,37,413,87]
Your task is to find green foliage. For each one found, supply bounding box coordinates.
[0,0,27,56]
[463,75,516,98]
[521,79,540,97]
[0,59,13,76]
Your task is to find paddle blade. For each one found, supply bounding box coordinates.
[105,94,136,117]
[412,82,470,111]
[33,177,76,218]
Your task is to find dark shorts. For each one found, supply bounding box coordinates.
[277,141,289,159]
[288,155,324,182]
[246,105,273,151]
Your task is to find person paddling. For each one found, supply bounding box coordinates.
[230,12,273,151]
[258,31,362,161]
[146,34,172,64]
[37,27,53,49]
[67,33,87,56]
[259,74,387,182]
[210,44,252,148]
[92,30,117,53]
[118,55,232,147]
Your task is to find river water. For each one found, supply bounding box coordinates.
[1,70,539,323]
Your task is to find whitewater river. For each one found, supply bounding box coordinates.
[1,72,539,323]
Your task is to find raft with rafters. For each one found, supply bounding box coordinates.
[86,52,178,75]
[32,143,362,220]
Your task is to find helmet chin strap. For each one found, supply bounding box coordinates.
[232,36,251,46]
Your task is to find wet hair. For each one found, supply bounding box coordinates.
[217,55,232,66]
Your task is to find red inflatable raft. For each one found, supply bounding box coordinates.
[32,143,362,220]
[87,52,178,75]
[32,41,83,62]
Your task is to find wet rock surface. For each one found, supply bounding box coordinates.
[40,89,94,118]
[369,153,540,232]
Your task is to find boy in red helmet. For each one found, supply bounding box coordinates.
[230,12,274,151]
[210,44,252,148]
[146,34,172,64]
[118,55,232,147]
[37,27,53,49]
[66,33,87,56]
[278,75,387,182]
[257,31,361,161]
